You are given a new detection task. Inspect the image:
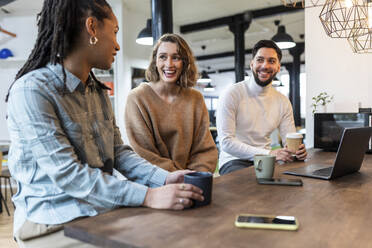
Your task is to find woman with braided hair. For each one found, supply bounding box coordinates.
[7,1,203,247]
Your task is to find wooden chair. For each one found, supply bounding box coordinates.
[0,189,10,216]
[0,168,14,216]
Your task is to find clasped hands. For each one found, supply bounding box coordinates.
[270,144,307,162]
[143,170,204,210]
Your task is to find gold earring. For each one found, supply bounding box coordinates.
[90,36,98,45]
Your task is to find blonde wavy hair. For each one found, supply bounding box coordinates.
[145,33,198,88]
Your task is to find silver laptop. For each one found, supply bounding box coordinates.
[283,127,372,180]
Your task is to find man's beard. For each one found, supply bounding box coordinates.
[252,69,277,87]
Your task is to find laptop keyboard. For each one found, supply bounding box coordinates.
[313,167,333,176]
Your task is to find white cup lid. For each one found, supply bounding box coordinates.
[286,133,303,139]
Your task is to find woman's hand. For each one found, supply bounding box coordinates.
[165,170,193,184]
[143,183,203,210]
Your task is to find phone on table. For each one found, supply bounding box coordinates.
[235,214,299,231]
[257,178,303,186]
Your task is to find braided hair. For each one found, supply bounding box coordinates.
[5,0,112,102]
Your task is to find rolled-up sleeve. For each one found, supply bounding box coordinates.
[112,126,169,188]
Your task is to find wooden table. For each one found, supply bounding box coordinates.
[65,150,372,248]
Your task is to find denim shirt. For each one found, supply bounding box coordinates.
[7,63,169,233]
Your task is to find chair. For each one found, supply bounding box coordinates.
[0,189,10,216]
[0,168,14,216]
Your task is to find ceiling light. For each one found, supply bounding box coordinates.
[271,21,296,50]
[346,0,372,53]
[319,0,367,38]
[197,70,212,83]
[136,19,153,46]
[244,71,249,80]
[272,77,284,87]
[368,0,372,29]
[203,83,215,92]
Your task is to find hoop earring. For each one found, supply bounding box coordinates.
[90,36,98,45]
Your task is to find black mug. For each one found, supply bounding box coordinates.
[184,172,213,207]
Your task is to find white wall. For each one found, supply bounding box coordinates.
[195,71,235,98]
[0,15,38,142]
[115,3,152,143]
[0,1,153,145]
[305,7,372,148]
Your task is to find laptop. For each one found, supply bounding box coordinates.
[283,127,372,180]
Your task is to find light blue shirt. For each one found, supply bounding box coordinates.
[7,63,168,233]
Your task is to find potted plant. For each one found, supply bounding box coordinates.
[311,92,333,114]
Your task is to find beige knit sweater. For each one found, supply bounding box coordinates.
[125,83,217,172]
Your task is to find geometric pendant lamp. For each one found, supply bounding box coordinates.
[307,0,326,7]
[348,0,372,53]
[319,0,368,38]
[347,0,372,53]
[348,29,372,53]
[281,0,326,8]
[348,0,372,54]
[281,0,306,8]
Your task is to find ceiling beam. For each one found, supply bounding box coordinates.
[196,42,305,61]
[207,61,305,74]
[196,49,251,61]
[0,0,15,8]
[180,3,303,34]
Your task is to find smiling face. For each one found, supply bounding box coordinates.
[155,42,183,85]
[250,47,280,87]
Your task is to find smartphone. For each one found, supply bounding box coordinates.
[257,178,303,186]
[235,214,299,231]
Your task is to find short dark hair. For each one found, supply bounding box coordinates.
[252,40,282,62]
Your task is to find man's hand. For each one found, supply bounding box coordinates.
[295,144,307,160]
[270,148,293,162]
[165,170,193,184]
[143,183,204,210]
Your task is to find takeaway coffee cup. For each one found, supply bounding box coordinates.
[254,154,276,179]
[184,172,213,207]
[286,133,303,154]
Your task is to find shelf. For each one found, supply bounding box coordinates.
[95,74,113,78]
[0,57,26,68]
[0,57,26,62]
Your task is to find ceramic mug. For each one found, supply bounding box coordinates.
[184,172,213,207]
[254,154,276,179]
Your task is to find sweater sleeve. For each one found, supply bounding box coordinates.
[186,94,218,172]
[125,92,179,171]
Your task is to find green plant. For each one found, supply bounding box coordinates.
[311,92,333,114]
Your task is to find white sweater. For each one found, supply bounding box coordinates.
[216,76,296,168]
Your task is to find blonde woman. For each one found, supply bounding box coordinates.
[125,33,217,172]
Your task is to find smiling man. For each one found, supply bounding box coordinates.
[216,40,307,175]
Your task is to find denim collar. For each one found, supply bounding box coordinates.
[46,63,87,93]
